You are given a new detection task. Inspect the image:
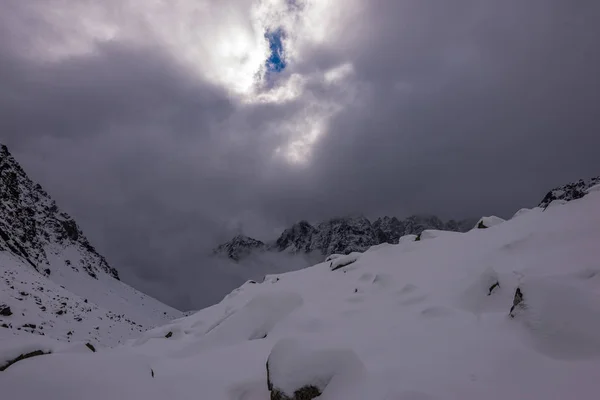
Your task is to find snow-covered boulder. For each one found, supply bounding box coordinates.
[325,254,344,262]
[474,216,505,229]
[266,338,365,400]
[398,234,417,244]
[329,252,361,271]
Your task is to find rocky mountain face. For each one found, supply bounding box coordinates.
[538,176,600,209]
[213,235,267,261]
[0,144,180,345]
[215,214,476,262]
[215,174,600,265]
[0,145,118,280]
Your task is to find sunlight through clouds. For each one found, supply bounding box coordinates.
[15,0,360,165]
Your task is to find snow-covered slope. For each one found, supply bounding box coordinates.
[0,144,181,345]
[538,175,600,208]
[3,187,600,399]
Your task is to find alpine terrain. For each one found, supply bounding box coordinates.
[1,173,600,399]
[0,144,181,346]
[214,215,476,262]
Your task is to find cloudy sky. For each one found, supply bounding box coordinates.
[2,0,599,310]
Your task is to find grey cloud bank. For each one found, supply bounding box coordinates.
[1,0,599,309]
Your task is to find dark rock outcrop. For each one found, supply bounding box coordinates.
[0,144,119,280]
[0,350,50,372]
[538,176,600,209]
[509,288,524,317]
[216,214,475,262]
[213,235,266,261]
[266,359,321,400]
[0,304,12,316]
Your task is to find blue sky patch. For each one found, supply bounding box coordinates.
[265,27,287,73]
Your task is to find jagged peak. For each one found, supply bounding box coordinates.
[0,142,119,280]
[538,175,600,209]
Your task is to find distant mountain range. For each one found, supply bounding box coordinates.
[214,215,477,262]
[216,175,600,263]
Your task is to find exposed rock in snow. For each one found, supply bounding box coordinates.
[267,338,365,400]
[216,214,476,262]
[538,175,600,209]
[3,184,600,399]
[329,253,361,271]
[0,144,181,345]
[274,221,317,254]
[474,216,505,230]
[0,144,117,279]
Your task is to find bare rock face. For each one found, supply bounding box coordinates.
[0,144,119,280]
[509,287,525,317]
[212,235,266,261]
[538,176,600,209]
[215,213,475,262]
[0,350,50,372]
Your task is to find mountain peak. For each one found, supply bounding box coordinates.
[0,144,118,280]
[0,143,180,345]
[214,234,266,261]
[217,214,475,262]
[538,176,600,209]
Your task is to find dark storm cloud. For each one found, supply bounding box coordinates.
[295,0,600,220]
[1,0,600,309]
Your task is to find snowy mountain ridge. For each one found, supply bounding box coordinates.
[0,145,118,280]
[538,175,600,208]
[215,214,476,262]
[0,144,181,346]
[3,178,600,399]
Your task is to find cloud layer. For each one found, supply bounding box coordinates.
[2,0,600,309]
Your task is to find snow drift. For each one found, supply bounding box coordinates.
[2,190,600,399]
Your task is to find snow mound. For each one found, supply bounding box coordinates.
[418,229,460,240]
[267,338,365,399]
[329,252,361,271]
[474,216,505,229]
[325,254,344,262]
[398,234,417,243]
[513,275,600,360]
[4,190,600,399]
[0,331,93,371]
[204,292,303,343]
[511,207,538,219]
[546,199,568,209]
[586,183,600,193]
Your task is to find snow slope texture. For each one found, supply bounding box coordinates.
[2,191,600,399]
[0,144,181,345]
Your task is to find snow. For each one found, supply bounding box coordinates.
[474,215,505,229]
[511,207,539,219]
[586,183,600,193]
[329,252,361,271]
[0,250,180,345]
[0,144,181,345]
[267,338,365,397]
[3,191,600,399]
